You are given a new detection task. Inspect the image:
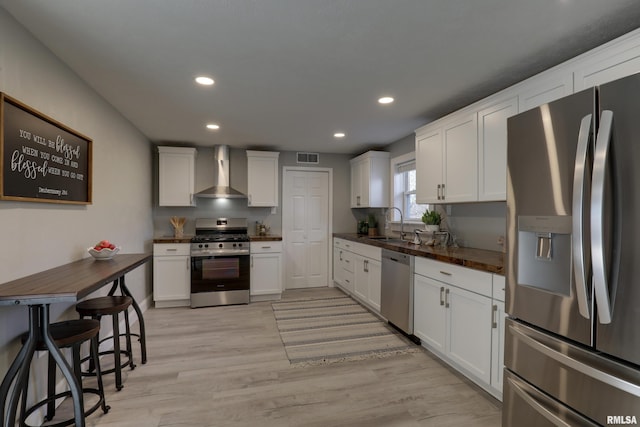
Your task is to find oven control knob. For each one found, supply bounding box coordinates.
[198,244,203,249]
[204,244,209,248]
[238,243,243,248]
[233,243,237,247]
[218,243,223,248]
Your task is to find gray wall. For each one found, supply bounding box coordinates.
[0,8,153,387]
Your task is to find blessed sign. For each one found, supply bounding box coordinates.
[1,94,92,204]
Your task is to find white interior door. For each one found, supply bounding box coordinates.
[283,168,331,289]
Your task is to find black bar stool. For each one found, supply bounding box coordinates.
[19,319,109,427]
[76,295,134,391]
[107,277,147,364]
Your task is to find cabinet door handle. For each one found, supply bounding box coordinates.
[442,183,446,200]
[248,194,252,205]
[439,286,445,306]
[445,288,450,308]
[439,270,452,276]
[339,250,343,261]
[357,196,361,206]
[364,260,369,272]
[492,304,498,328]
[437,184,442,200]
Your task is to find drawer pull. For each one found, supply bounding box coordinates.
[261,246,272,249]
[166,249,178,252]
[439,270,452,276]
[492,304,498,328]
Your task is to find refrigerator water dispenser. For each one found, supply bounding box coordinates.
[517,216,572,296]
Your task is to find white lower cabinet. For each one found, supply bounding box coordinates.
[250,242,283,301]
[413,257,502,400]
[491,300,506,397]
[446,285,492,384]
[333,242,355,294]
[355,255,381,312]
[333,247,345,287]
[413,274,447,353]
[332,238,381,313]
[153,243,191,308]
[490,274,506,398]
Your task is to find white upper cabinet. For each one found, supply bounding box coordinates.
[443,113,478,202]
[416,112,477,204]
[246,150,279,207]
[477,96,518,201]
[415,128,442,204]
[573,35,640,91]
[517,71,574,113]
[350,151,390,208]
[158,146,196,207]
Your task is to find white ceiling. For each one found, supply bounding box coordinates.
[2,1,640,154]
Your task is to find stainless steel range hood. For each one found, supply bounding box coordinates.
[195,145,246,198]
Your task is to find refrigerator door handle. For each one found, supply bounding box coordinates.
[572,114,593,319]
[592,109,614,324]
[511,321,640,397]
[506,375,574,426]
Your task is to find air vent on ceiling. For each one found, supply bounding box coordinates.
[296,152,320,164]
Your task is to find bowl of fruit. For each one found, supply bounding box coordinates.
[88,240,120,260]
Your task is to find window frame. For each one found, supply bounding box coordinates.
[390,152,427,224]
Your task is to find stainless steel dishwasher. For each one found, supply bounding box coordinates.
[380,248,414,336]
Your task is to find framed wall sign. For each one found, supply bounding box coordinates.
[0,93,92,204]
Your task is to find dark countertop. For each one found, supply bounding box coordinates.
[333,233,504,275]
[249,235,283,241]
[153,236,193,244]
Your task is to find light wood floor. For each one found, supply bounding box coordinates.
[84,287,501,426]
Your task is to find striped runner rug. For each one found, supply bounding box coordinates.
[272,295,418,366]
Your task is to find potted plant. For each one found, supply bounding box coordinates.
[367,213,378,236]
[421,209,441,234]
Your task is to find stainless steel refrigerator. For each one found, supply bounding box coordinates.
[504,73,640,426]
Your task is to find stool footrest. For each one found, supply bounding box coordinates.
[21,389,109,427]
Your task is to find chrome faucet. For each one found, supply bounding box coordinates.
[386,207,406,241]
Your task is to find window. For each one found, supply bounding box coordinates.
[391,153,428,222]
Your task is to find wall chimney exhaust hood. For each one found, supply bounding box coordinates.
[195,145,246,198]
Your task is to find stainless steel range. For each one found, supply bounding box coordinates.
[190,218,250,308]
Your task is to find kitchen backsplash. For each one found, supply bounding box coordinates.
[154,199,279,237]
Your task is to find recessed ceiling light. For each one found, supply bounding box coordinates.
[334,132,346,138]
[195,76,215,86]
[206,123,220,130]
[378,96,394,104]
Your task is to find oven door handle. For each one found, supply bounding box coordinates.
[191,250,250,257]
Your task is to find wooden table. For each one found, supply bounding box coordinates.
[0,253,152,427]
